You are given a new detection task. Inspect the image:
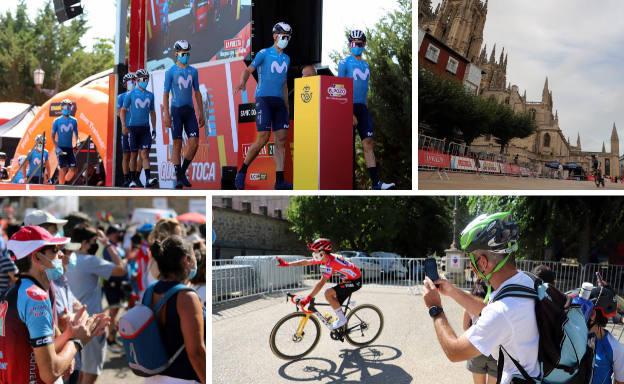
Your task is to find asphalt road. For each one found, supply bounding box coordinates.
[212,287,472,384]
[419,171,624,190]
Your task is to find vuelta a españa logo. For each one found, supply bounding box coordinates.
[0,301,7,337]
[301,86,312,103]
[327,84,347,98]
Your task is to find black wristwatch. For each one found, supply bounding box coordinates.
[428,306,444,318]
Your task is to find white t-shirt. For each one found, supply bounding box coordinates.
[465,272,540,384]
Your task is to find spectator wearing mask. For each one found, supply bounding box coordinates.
[147,236,205,383]
[101,224,127,352]
[65,226,127,384]
[0,226,109,384]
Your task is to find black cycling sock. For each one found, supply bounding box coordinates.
[276,171,284,184]
[144,168,150,181]
[240,163,249,174]
[174,164,181,178]
[123,173,129,182]
[367,167,380,185]
[182,158,192,173]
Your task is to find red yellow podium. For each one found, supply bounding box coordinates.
[293,76,354,189]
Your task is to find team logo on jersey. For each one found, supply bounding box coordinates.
[177,74,193,89]
[135,98,151,109]
[301,86,313,103]
[32,157,41,166]
[26,285,48,301]
[59,123,73,133]
[270,61,288,74]
[0,301,8,337]
[353,68,370,81]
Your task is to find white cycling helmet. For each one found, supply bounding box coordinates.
[273,22,292,36]
[174,40,191,52]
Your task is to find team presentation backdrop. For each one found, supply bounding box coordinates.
[146,0,252,71]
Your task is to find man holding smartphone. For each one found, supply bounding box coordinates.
[422,212,539,384]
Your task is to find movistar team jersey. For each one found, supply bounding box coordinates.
[164,64,199,108]
[117,92,131,127]
[123,88,155,127]
[26,149,48,178]
[338,55,370,104]
[251,46,290,98]
[51,115,78,148]
[13,170,25,183]
[591,331,624,384]
[0,276,56,384]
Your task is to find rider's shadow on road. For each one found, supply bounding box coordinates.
[277,345,412,384]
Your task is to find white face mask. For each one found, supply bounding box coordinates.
[127,82,135,91]
[0,160,5,168]
[312,251,323,261]
[277,35,290,49]
[36,144,43,151]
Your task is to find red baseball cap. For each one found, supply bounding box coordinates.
[7,226,70,260]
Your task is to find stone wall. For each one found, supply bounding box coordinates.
[213,207,306,259]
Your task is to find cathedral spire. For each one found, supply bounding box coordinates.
[542,77,550,103]
[577,132,581,149]
[490,44,497,64]
[602,142,606,153]
[504,53,508,70]
[480,44,488,63]
[612,122,619,141]
[499,47,505,65]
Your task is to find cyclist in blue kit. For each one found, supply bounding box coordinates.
[51,99,80,185]
[338,30,395,190]
[234,22,293,190]
[163,40,205,190]
[25,134,49,184]
[117,72,136,187]
[121,69,158,188]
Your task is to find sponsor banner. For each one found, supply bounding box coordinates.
[418,149,451,169]
[478,160,501,173]
[509,164,521,175]
[520,167,530,176]
[500,163,512,174]
[450,155,477,171]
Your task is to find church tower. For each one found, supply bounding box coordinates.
[478,45,507,92]
[420,0,488,62]
[611,123,619,156]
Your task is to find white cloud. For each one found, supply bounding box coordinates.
[430,0,624,152]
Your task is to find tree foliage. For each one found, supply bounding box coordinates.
[418,69,536,149]
[330,0,412,189]
[464,196,624,262]
[0,1,114,105]
[288,196,453,258]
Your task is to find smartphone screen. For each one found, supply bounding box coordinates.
[424,258,440,282]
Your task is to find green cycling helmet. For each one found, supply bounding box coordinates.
[460,212,519,254]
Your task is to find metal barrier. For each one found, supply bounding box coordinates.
[213,256,624,305]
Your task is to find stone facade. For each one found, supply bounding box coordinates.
[419,0,621,177]
[212,206,306,259]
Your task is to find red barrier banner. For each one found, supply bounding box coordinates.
[509,164,521,175]
[418,149,451,168]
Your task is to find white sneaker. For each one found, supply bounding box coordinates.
[373,181,396,190]
[128,181,137,188]
[331,317,347,330]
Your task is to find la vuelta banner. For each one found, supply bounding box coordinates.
[151,59,250,189]
[418,149,451,168]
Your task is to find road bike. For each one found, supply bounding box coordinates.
[269,292,384,360]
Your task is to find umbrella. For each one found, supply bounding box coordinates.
[177,212,206,224]
[563,163,582,170]
[544,161,560,169]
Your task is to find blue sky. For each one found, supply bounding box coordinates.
[1,0,398,72]
[430,0,624,153]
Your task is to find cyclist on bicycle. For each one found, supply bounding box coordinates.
[276,238,362,330]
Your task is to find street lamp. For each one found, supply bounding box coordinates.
[33,68,45,88]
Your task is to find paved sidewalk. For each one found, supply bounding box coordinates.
[213,287,472,383]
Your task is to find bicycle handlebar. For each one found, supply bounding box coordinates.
[286,293,314,314]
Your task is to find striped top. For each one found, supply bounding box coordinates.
[0,251,18,297]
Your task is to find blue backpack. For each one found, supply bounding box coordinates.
[492,272,591,384]
[119,283,194,377]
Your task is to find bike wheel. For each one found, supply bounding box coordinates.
[269,312,321,360]
[344,304,384,346]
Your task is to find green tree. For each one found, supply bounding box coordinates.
[330,0,412,189]
[288,196,453,257]
[0,1,114,105]
[464,196,624,263]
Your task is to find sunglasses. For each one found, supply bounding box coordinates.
[279,35,291,41]
[350,41,365,48]
[178,52,190,57]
